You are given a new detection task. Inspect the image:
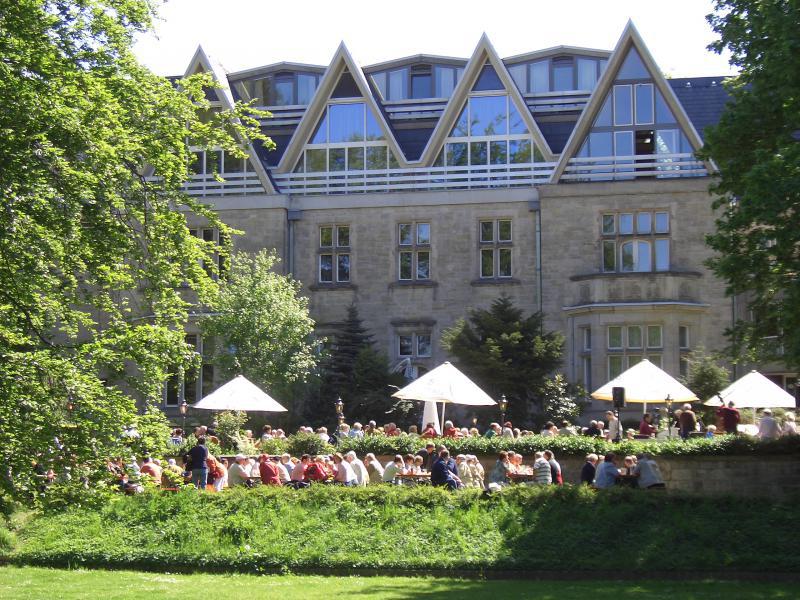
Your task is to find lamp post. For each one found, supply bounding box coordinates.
[499,394,508,426]
[335,397,345,425]
[179,400,188,433]
[66,394,75,413]
[665,394,673,438]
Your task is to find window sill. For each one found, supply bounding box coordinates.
[471,277,521,286]
[388,280,438,289]
[569,270,702,282]
[309,282,358,291]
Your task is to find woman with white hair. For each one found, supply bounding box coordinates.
[782,413,797,436]
[346,451,369,486]
[757,409,781,440]
[364,453,384,484]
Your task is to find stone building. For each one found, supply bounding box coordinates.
[161,22,796,417]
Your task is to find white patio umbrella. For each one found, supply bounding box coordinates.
[192,375,288,412]
[591,359,698,413]
[392,361,496,431]
[703,370,796,409]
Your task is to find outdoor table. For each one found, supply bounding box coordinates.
[395,473,432,485]
[508,472,536,484]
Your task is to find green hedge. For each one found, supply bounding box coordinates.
[8,485,800,573]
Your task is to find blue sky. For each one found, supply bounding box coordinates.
[134,0,735,78]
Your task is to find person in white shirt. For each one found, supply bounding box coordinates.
[456,455,473,487]
[345,451,368,486]
[382,455,404,483]
[276,454,292,484]
[350,423,364,439]
[605,411,622,442]
[782,413,797,436]
[333,453,357,486]
[227,455,252,487]
[364,453,384,483]
[532,451,552,485]
[757,409,781,440]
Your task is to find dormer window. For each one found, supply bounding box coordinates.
[234,71,320,106]
[371,64,463,101]
[410,65,432,99]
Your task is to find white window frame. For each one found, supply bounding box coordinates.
[318,224,351,283]
[398,222,431,281]
[479,219,513,279]
[634,83,654,126]
[613,84,633,127]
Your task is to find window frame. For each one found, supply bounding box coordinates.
[478,219,513,279]
[318,224,351,283]
[397,221,431,281]
[600,210,671,274]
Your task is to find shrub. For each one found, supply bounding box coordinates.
[286,432,335,456]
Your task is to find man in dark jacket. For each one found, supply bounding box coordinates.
[431,450,461,490]
[416,442,438,472]
[187,437,208,489]
[580,453,598,485]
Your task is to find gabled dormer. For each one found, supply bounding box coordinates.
[551,22,711,183]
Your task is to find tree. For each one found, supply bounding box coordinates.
[682,347,731,403]
[200,250,318,397]
[319,304,403,424]
[0,0,266,499]
[701,1,800,368]
[441,295,564,423]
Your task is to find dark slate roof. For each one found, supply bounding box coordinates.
[537,119,579,155]
[668,76,731,140]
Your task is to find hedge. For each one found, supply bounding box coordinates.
[7,485,800,573]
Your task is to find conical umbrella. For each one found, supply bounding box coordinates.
[392,362,496,431]
[704,370,796,409]
[591,359,697,412]
[192,375,288,412]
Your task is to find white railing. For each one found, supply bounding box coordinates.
[560,153,708,181]
[146,172,266,198]
[272,162,556,195]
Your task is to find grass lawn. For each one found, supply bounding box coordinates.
[0,567,798,599]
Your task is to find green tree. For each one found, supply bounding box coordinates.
[682,347,731,403]
[701,1,800,367]
[200,250,318,398]
[0,0,266,499]
[441,295,564,423]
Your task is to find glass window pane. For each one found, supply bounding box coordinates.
[628,326,642,348]
[649,355,662,369]
[297,74,317,105]
[498,220,512,242]
[399,224,413,245]
[337,254,350,282]
[410,73,432,99]
[205,150,222,174]
[508,100,527,134]
[399,251,413,279]
[619,213,634,234]
[602,241,616,272]
[416,223,431,245]
[635,241,651,272]
[594,96,612,127]
[508,64,526,92]
[223,151,242,173]
[274,79,293,105]
[329,103,364,143]
[498,248,512,277]
[637,212,652,234]
[435,66,455,97]
[656,130,677,155]
[608,326,622,349]
[621,241,634,271]
[577,58,597,89]
[618,48,648,79]
[608,356,624,380]
[655,212,669,233]
[388,68,408,101]
[472,64,503,91]
[310,111,328,144]
[481,248,494,277]
[417,334,432,357]
[320,226,333,247]
[655,90,677,123]
[589,132,613,157]
[470,141,487,166]
[319,254,333,282]
[530,61,549,93]
[416,251,430,279]
[336,226,350,247]
[469,95,508,136]
[647,325,662,348]
[679,326,689,349]
[189,151,203,175]
[366,146,387,170]
[347,147,364,171]
[201,364,215,398]
[615,130,634,157]
[602,214,615,235]
[365,109,385,140]
[446,142,468,166]
[635,83,654,124]
[399,335,413,356]
[490,141,507,164]
[372,72,387,99]
[628,355,643,368]
[613,85,632,126]
[451,105,469,137]
[553,60,574,91]
[329,147,346,171]
[509,139,532,163]
[480,221,494,243]
[655,239,669,271]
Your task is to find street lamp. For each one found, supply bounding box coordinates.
[66,395,75,413]
[499,394,508,425]
[179,400,188,433]
[335,397,345,425]
[665,394,673,438]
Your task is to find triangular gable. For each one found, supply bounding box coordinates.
[275,42,408,174]
[415,34,555,166]
[184,46,276,194]
[550,21,712,183]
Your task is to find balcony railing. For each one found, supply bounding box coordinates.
[272,162,556,195]
[146,172,266,197]
[560,152,708,182]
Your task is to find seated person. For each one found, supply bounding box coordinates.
[639,414,657,436]
[384,423,401,437]
[227,455,253,487]
[456,454,473,487]
[306,455,332,482]
[442,420,460,438]
[580,454,598,485]
[382,455,404,483]
[593,452,620,489]
[291,455,311,482]
[633,453,665,489]
[488,451,512,486]
[705,424,717,438]
[364,453,384,484]
[139,457,162,485]
[332,453,358,486]
[431,450,462,490]
[584,420,602,437]
[258,454,281,486]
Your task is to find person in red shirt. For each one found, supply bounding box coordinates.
[421,422,438,438]
[258,454,281,486]
[639,413,657,436]
[139,457,162,485]
[385,423,401,437]
[306,455,331,482]
[717,400,741,435]
[443,420,460,438]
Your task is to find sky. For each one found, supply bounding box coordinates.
[134,0,736,79]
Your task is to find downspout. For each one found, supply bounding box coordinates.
[528,194,543,315]
[731,294,738,380]
[287,204,303,277]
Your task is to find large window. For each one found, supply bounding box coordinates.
[234,72,320,106]
[164,335,213,408]
[188,227,229,279]
[398,222,431,281]
[606,324,663,380]
[398,332,433,358]
[189,148,248,176]
[438,94,541,168]
[372,65,464,101]
[296,101,399,174]
[479,219,513,278]
[319,225,351,283]
[507,56,607,93]
[601,211,670,273]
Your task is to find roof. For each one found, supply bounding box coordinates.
[668,76,732,141]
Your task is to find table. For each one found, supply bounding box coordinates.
[508,472,537,484]
[395,473,431,485]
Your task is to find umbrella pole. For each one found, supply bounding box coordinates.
[643,402,647,416]
[440,402,446,434]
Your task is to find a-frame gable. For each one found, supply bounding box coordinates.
[184,46,277,194]
[415,33,555,166]
[550,21,711,183]
[275,43,408,174]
